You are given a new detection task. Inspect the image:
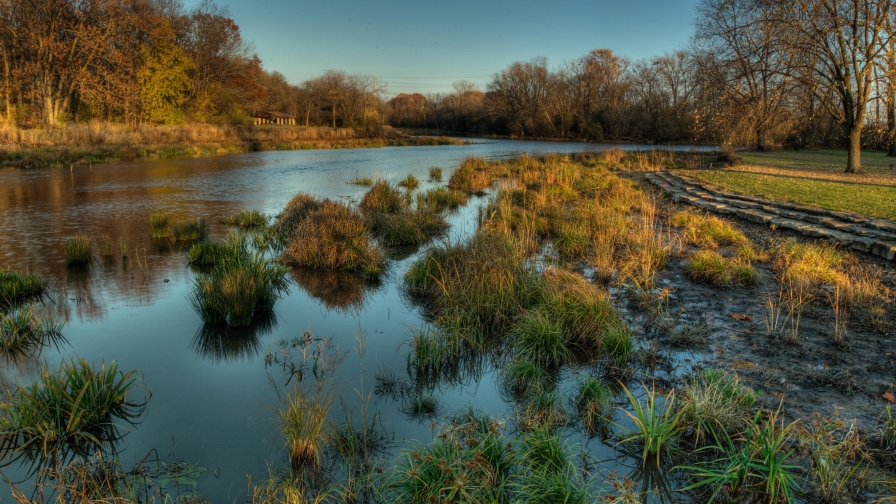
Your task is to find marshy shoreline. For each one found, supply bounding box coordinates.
[0,123,463,169]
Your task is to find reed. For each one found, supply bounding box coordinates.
[119,237,128,257]
[149,213,171,238]
[428,166,442,182]
[222,209,268,228]
[359,180,404,215]
[276,384,335,470]
[0,269,47,306]
[63,233,92,265]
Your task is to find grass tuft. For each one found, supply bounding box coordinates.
[0,304,65,359]
[63,233,92,265]
[170,217,208,241]
[0,269,47,306]
[397,174,420,190]
[149,213,171,238]
[222,209,268,228]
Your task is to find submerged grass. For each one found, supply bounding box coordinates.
[63,234,92,265]
[171,217,208,241]
[149,213,171,238]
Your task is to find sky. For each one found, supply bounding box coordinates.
[183,0,702,96]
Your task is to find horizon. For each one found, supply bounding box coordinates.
[182,0,702,96]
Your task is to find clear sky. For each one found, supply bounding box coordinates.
[183,0,701,96]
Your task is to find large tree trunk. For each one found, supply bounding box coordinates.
[846,126,862,173]
[887,96,896,157]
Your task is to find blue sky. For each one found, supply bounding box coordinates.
[184,0,701,96]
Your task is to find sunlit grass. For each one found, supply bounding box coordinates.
[63,233,92,265]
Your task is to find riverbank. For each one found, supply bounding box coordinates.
[0,123,463,169]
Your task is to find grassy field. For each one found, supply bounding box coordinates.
[684,150,896,222]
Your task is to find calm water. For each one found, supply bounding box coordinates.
[0,139,711,502]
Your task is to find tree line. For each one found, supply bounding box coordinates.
[386,0,895,172]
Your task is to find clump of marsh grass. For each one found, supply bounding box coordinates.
[119,237,128,257]
[448,157,493,193]
[397,174,420,190]
[0,359,146,463]
[798,415,867,503]
[772,239,843,287]
[419,186,467,212]
[359,180,404,215]
[276,383,335,470]
[669,211,749,249]
[428,166,442,182]
[684,250,761,287]
[0,269,47,306]
[272,192,324,238]
[222,209,268,228]
[388,412,511,503]
[510,309,573,368]
[99,235,114,257]
[679,368,760,445]
[149,213,171,238]
[189,232,289,327]
[63,233,92,265]
[373,208,449,247]
[0,304,65,359]
[170,217,208,241]
[280,197,385,277]
[501,357,554,400]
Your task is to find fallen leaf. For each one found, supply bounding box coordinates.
[884,392,895,403]
[730,313,752,322]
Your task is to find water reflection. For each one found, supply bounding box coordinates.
[190,311,277,363]
[290,269,383,316]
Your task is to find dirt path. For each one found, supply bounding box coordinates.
[645,171,896,261]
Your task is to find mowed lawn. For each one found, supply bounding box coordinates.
[683,150,896,222]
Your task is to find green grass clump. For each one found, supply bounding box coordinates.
[680,368,760,444]
[63,234,92,265]
[359,180,404,215]
[99,235,114,257]
[510,309,572,368]
[0,304,64,359]
[398,174,420,190]
[772,239,844,286]
[222,209,268,228]
[280,197,385,276]
[389,413,511,503]
[684,250,761,286]
[618,384,683,465]
[428,166,443,182]
[0,359,145,462]
[515,428,588,504]
[501,357,553,399]
[348,176,373,186]
[149,213,171,238]
[0,269,47,306]
[170,217,208,241]
[553,220,590,257]
[601,321,633,365]
[448,157,493,193]
[189,234,289,327]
